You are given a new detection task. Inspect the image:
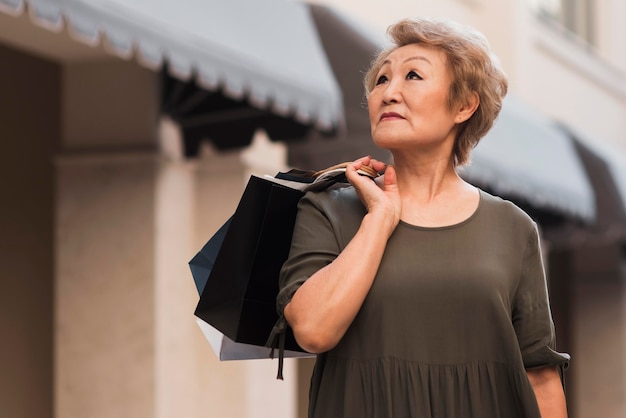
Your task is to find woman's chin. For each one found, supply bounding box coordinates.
[372,136,408,151]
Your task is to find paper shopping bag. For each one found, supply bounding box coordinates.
[193,175,307,352]
[190,209,311,359]
[194,316,312,360]
[190,164,379,360]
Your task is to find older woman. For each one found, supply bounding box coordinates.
[276,17,569,418]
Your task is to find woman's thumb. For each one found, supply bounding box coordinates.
[383,165,398,190]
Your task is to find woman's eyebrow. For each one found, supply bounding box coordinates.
[404,56,432,65]
[381,55,433,67]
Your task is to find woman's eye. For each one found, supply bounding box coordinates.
[375,75,388,85]
[406,70,422,80]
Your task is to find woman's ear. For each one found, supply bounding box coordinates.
[455,91,479,124]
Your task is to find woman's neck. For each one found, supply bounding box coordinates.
[391,152,462,203]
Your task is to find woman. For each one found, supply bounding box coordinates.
[276,17,569,418]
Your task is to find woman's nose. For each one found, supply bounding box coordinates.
[382,80,402,104]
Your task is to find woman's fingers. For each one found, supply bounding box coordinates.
[353,155,371,167]
[347,160,401,232]
[369,158,388,174]
[347,159,385,201]
[350,156,387,177]
[345,160,368,184]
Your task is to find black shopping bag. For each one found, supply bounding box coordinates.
[191,164,379,361]
[190,213,312,359]
[193,175,306,352]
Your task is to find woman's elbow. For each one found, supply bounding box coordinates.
[292,326,338,354]
[285,304,339,353]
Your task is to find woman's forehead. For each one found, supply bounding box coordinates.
[383,43,447,67]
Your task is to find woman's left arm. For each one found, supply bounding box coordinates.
[526,366,567,418]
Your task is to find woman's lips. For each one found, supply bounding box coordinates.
[380,112,403,121]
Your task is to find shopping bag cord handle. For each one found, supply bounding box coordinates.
[267,318,286,380]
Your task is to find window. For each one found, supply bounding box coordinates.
[531,0,595,45]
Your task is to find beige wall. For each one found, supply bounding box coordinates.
[520,19,626,148]
[0,44,58,418]
[62,60,159,150]
[55,152,158,417]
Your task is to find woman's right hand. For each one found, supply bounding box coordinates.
[285,156,401,353]
[346,156,401,236]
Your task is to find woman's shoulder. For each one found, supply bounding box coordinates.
[302,184,365,216]
[298,185,366,245]
[477,189,538,233]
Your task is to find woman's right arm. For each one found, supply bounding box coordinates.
[284,158,400,353]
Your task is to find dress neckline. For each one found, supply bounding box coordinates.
[398,188,483,231]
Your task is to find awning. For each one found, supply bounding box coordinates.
[550,125,626,245]
[290,4,596,223]
[461,95,596,223]
[0,0,343,142]
[601,149,626,216]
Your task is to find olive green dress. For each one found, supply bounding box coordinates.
[277,186,569,418]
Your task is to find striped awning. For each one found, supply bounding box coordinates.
[0,0,343,131]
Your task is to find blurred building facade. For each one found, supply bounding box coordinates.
[1,1,625,418]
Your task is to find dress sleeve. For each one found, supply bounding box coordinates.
[268,188,362,379]
[512,223,570,370]
[266,192,342,379]
[276,191,341,315]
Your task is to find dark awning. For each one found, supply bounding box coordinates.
[545,125,626,247]
[0,0,344,152]
[461,95,596,223]
[290,4,595,223]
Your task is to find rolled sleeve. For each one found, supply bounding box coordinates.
[513,224,570,370]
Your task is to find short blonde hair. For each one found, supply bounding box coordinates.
[364,18,508,166]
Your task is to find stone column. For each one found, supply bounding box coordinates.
[55,151,158,417]
[154,119,199,418]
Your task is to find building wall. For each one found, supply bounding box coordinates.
[0,44,58,418]
[62,61,158,150]
[519,18,626,148]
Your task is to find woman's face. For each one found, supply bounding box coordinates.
[368,43,461,155]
